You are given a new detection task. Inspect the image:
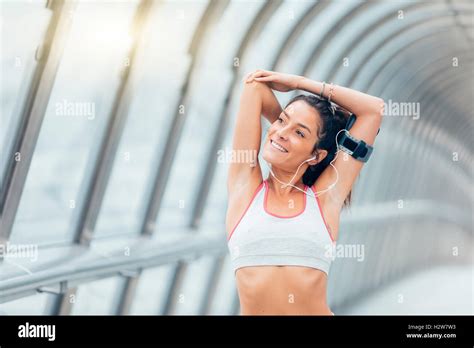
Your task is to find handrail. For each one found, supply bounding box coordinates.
[0,234,224,303]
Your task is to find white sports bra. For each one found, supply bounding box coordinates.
[227,179,336,275]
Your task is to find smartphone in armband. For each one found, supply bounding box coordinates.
[338,113,376,163]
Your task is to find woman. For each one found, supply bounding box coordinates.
[226,69,384,315]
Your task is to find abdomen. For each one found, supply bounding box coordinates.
[235,265,332,315]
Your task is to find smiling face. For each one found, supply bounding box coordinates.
[262,100,322,171]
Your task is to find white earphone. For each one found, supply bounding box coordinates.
[264,128,348,198]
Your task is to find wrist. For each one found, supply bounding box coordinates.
[296,77,325,96]
[295,76,306,90]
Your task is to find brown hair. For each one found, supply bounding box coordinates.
[284,94,353,208]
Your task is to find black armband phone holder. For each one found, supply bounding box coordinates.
[337,114,377,163]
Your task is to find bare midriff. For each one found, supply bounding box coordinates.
[235,265,333,315]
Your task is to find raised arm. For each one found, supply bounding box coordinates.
[297,77,385,211]
[227,78,282,197]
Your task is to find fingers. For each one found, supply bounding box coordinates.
[245,69,272,83]
[254,76,273,82]
[244,71,254,82]
[245,71,261,83]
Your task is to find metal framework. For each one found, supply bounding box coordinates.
[0,0,77,247]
